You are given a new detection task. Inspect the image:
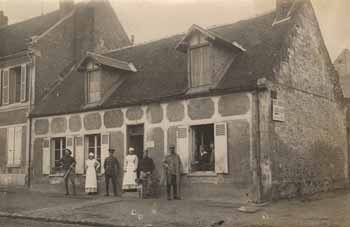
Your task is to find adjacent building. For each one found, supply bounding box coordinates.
[29,0,348,201]
[0,0,130,186]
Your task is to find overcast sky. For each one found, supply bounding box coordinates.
[0,0,349,60]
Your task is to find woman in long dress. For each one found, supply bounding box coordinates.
[85,152,100,194]
[122,147,139,190]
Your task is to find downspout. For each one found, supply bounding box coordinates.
[255,78,267,203]
[27,51,36,188]
[255,87,262,202]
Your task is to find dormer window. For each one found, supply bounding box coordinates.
[190,44,210,87]
[86,63,101,104]
[78,52,137,107]
[176,24,246,92]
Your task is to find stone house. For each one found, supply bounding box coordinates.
[30,0,348,201]
[0,0,130,186]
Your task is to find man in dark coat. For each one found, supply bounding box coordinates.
[138,149,155,197]
[163,145,182,200]
[59,149,76,196]
[104,148,119,196]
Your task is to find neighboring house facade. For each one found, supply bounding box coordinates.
[0,0,130,186]
[30,0,348,202]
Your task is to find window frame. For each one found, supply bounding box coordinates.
[51,137,66,173]
[189,43,211,88]
[189,123,215,173]
[85,134,101,173]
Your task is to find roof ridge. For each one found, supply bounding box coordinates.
[207,9,275,31]
[103,33,185,55]
[0,9,60,32]
[104,10,276,56]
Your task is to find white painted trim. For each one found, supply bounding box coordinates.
[0,104,29,112]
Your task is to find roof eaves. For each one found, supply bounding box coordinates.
[79,52,137,72]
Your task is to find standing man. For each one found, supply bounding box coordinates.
[104,148,119,196]
[60,149,76,196]
[163,145,182,200]
[138,149,155,197]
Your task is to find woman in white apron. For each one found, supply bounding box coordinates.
[122,147,139,190]
[85,152,100,194]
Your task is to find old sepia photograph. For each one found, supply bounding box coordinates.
[0,0,349,226]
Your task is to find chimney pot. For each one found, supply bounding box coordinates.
[0,10,8,28]
[131,35,135,45]
[275,0,295,22]
[59,0,74,16]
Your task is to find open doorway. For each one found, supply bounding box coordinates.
[127,124,144,160]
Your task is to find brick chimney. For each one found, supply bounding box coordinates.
[0,10,8,28]
[59,0,74,17]
[275,0,295,22]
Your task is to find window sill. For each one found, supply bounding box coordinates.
[6,164,21,168]
[188,171,217,177]
[0,102,29,111]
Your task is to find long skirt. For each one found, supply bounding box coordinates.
[85,167,98,193]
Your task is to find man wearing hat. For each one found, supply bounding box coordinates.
[103,148,119,196]
[59,149,76,196]
[163,145,182,200]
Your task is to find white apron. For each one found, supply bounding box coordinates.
[122,154,138,190]
[85,159,100,193]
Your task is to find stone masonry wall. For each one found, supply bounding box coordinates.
[266,1,348,200]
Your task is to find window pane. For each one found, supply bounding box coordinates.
[87,71,101,103]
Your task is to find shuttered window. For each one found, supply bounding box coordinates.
[7,126,22,166]
[2,69,9,105]
[75,136,85,174]
[214,122,228,174]
[176,126,189,173]
[190,45,210,87]
[20,64,27,102]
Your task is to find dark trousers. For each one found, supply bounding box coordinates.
[105,174,117,195]
[64,173,76,195]
[166,175,178,199]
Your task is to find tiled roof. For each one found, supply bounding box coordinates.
[31,5,299,117]
[79,52,137,72]
[0,10,63,57]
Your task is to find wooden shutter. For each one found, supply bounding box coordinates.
[14,127,22,166]
[214,122,228,173]
[7,127,15,165]
[176,126,189,173]
[2,69,9,105]
[20,64,27,102]
[74,136,85,174]
[100,133,110,174]
[42,138,51,175]
[0,69,2,105]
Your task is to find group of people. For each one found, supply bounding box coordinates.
[59,144,182,200]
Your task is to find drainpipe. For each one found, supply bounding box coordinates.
[26,50,37,188]
[255,78,267,203]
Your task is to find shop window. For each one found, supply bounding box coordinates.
[51,137,66,173]
[85,134,101,169]
[190,124,215,172]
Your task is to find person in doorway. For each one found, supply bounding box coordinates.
[59,149,76,196]
[138,149,155,197]
[104,149,119,196]
[122,147,139,190]
[85,152,100,195]
[209,143,215,171]
[163,144,182,200]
